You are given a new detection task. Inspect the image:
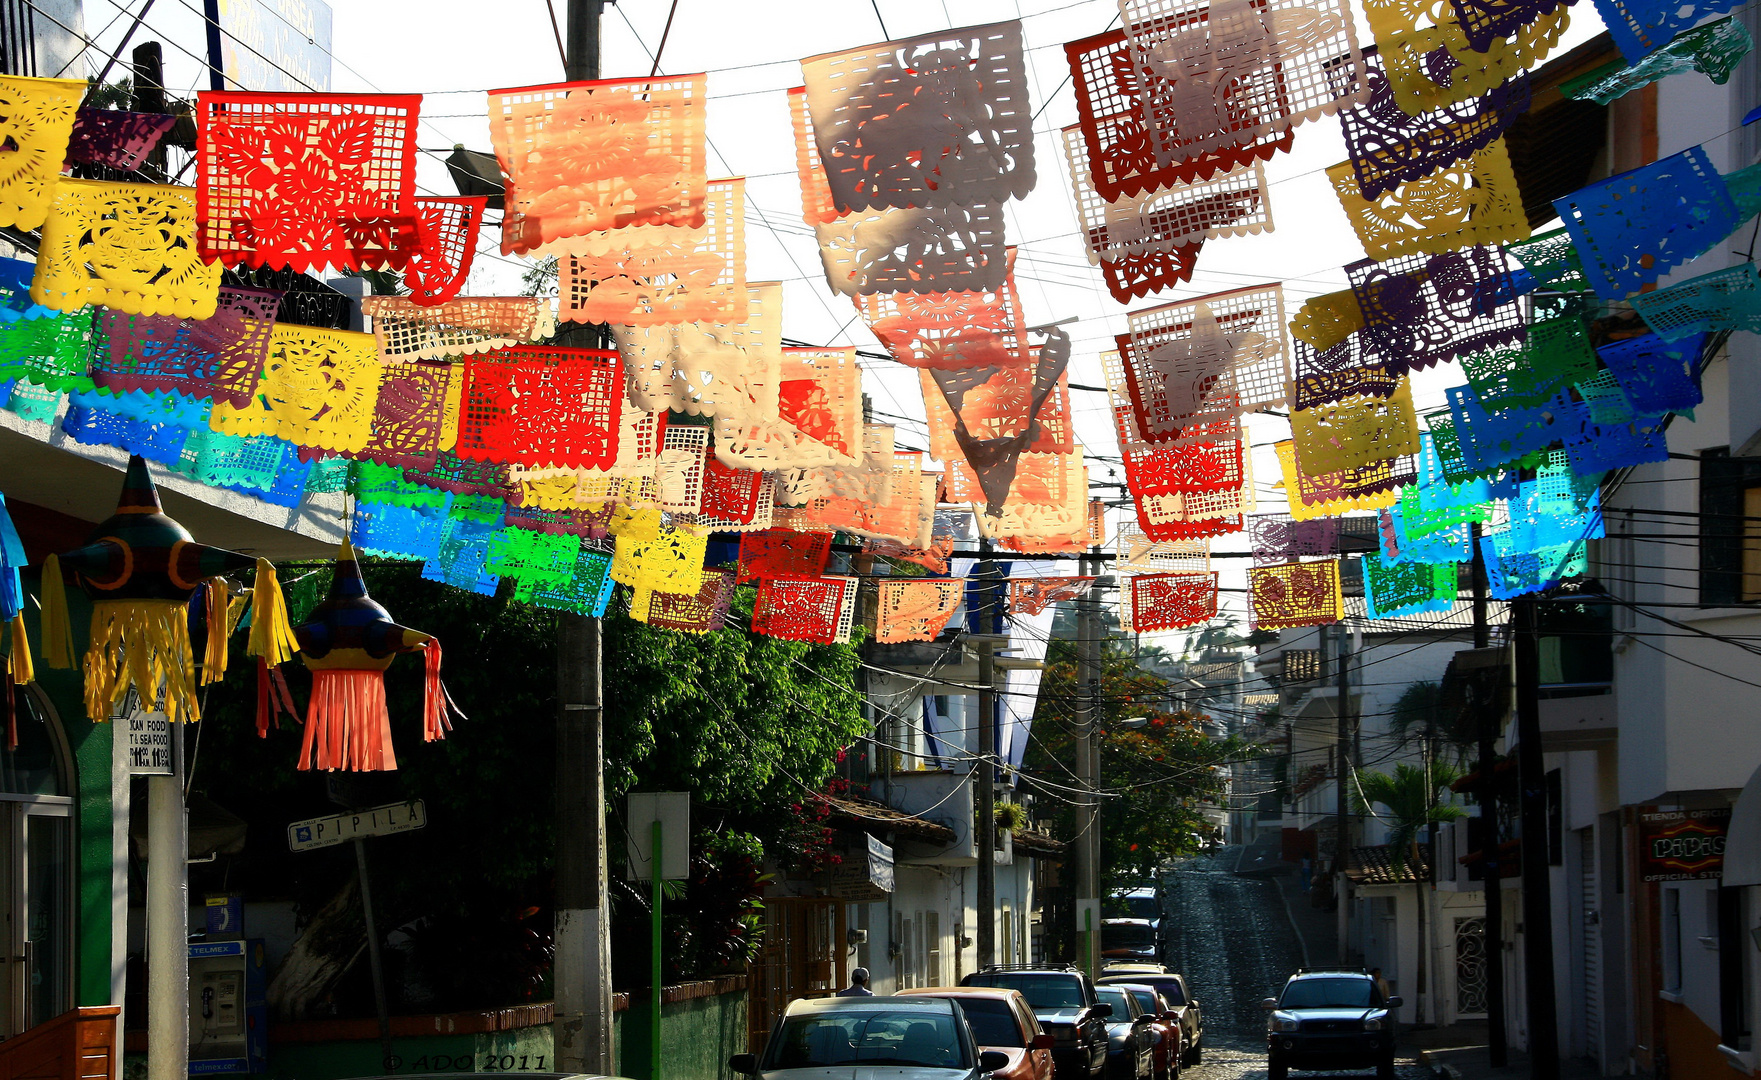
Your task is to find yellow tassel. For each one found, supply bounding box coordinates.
[38,554,71,670]
[8,613,32,686]
[246,558,298,667]
[84,600,200,723]
[201,579,229,686]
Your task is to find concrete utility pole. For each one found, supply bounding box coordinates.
[145,721,187,1080]
[1468,527,1507,1067]
[973,550,999,970]
[554,3,615,1073]
[1074,549,1101,977]
[1333,622,1352,967]
[1512,595,1559,1074]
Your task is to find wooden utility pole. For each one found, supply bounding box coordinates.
[554,3,614,1074]
[973,552,1003,969]
[1512,595,1559,1074]
[1469,527,1507,1067]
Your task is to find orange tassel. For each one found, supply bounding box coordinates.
[299,669,397,772]
[201,580,229,686]
[423,639,450,743]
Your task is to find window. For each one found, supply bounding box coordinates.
[1699,448,1761,604]
[1000,901,1014,967]
[899,913,916,989]
[925,912,942,987]
[1664,888,1683,994]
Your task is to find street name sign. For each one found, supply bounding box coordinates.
[288,800,427,852]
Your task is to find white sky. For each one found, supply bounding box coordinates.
[73,0,1610,632]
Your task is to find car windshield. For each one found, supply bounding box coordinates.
[950,998,1025,1047]
[1150,979,1185,1006]
[1103,924,1156,948]
[1105,894,1160,921]
[768,1011,969,1070]
[1280,978,1377,1009]
[1127,990,1161,1015]
[966,974,1085,1010]
[1095,989,1134,1018]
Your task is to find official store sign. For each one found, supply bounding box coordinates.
[1639,808,1731,882]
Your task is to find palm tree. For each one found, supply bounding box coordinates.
[1352,762,1467,1026]
[1390,681,1478,765]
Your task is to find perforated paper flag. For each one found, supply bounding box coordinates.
[488,74,708,257]
[1100,243,1204,303]
[365,296,558,363]
[1339,54,1529,201]
[0,75,85,231]
[1590,0,1744,63]
[456,345,623,469]
[1347,246,1526,373]
[1065,27,1293,201]
[790,87,1008,296]
[1118,0,1366,169]
[1009,577,1097,616]
[855,249,1030,370]
[1062,125,1271,266]
[1250,559,1343,629]
[617,282,781,425]
[196,91,420,271]
[1124,285,1288,440]
[559,178,746,326]
[1562,16,1751,104]
[1289,289,1365,351]
[1273,439,1409,521]
[1365,0,1569,115]
[875,579,965,643]
[93,286,279,407]
[801,21,1035,212]
[210,325,382,453]
[33,179,222,319]
[1128,571,1219,632]
[927,325,1072,513]
[713,346,862,470]
[752,576,859,644]
[1329,139,1530,262]
[1631,263,1761,341]
[1556,146,1742,301]
[1290,377,1421,473]
[1363,555,1457,618]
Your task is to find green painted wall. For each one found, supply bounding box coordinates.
[617,989,747,1080]
[126,989,751,1080]
[20,586,116,1009]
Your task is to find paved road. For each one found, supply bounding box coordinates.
[1156,846,1433,1080]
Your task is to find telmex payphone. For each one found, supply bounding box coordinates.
[188,894,268,1075]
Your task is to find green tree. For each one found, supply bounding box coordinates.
[1026,638,1250,895]
[1352,762,1466,1024]
[1389,680,1478,764]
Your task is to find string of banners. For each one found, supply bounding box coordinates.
[0,0,1747,759]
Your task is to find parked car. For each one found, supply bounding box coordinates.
[1100,918,1160,963]
[1092,985,1159,1080]
[898,987,1056,1080]
[961,965,1110,1080]
[1096,971,1204,1066]
[1261,969,1402,1080]
[1109,984,1183,1080]
[1107,888,1163,952]
[729,995,1011,1079]
[1099,962,1167,976]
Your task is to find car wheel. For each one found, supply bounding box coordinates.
[1377,1054,1396,1080]
[1267,1056,1287,1080]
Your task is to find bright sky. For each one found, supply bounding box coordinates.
[74,0,1610,632]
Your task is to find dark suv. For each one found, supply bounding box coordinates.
[962,965,1111,1080]
[1262,969,1402,1080]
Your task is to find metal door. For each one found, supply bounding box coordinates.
[1581,829,1602,1053]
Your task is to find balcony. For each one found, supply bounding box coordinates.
[1281,649,1324,685]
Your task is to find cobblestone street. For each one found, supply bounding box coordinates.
[1158,847,1434,1080]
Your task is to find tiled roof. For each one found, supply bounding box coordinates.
[819,795,957,845]
[1011,828,1066,860]
[1344,843,1433,885]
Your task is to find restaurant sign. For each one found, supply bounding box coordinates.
[1639,808,1731,882]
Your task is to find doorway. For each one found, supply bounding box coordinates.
[0,682,76,1037]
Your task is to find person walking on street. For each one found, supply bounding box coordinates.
[837,967,875,996]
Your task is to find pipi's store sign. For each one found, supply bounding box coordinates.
[1639,809,1731,882]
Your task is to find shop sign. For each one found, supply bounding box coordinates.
[1639,808,1731,881]
[115,689,173,776]
[825,833,894,900]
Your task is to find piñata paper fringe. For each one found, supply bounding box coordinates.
[38,554,71,670]
[423,639,449,743]
[201,579,230,686]
[85,599,200,723]
[246,558,298,667]
[299,668,397,772]
[8,612,32,686]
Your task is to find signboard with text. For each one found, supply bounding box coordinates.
[1639,808,1730,881]
[113,689,173,776]
[825,834,895,901]
[217,0,333,93]
[288,800,426,852]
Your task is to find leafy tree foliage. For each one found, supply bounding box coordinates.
[189,560,864,1011]
[1026,637,1251,893]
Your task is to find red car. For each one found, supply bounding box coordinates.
[1110,984,1183,1080]
[899,987,1056,1080]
